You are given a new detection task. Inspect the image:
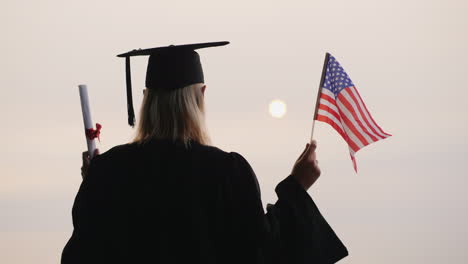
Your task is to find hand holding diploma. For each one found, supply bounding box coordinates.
[78,85,101,174]
[81,149,100,179]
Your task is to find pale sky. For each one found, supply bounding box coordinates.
[2,0,468,263]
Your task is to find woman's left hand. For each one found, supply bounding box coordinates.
[81,149,100,180]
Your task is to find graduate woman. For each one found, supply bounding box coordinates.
[62,41,348,264]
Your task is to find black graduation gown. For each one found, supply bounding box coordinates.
[61,139,348,264]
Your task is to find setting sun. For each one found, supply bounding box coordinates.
[269,99,287,118]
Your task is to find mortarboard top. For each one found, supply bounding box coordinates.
[117,41,230,127]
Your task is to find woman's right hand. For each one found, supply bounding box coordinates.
[291,140,321,191]
[81,149,99,180]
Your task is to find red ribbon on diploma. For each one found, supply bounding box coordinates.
[85,123,102,142]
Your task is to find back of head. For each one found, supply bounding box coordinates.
[133,83,210,147]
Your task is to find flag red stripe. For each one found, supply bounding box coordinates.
[319,93,344,125]
[316,114,346,138]
[350,152,357,172]
[338,91,378,142]
[336,95,370,147]
[316,114,360,152]
[345,87,386,139]
[352,87,392,137]
[320,93,336,104]
[318,103,341,123]
[341,119,364,152]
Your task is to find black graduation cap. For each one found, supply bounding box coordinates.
[117,41,230,127]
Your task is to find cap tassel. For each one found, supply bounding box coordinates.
[125,56,135,127]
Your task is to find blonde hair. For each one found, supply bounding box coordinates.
[132,83,211,148]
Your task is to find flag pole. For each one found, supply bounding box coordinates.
[310,52,331,143]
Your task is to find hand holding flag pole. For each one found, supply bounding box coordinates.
[310,53,391,172]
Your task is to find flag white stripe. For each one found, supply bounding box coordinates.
[320,88,364,151]
[341,89,384,141]
[317,108,344,131]
[322,88,336,99]
[348,86,389,138]
[336,98,373,145]
[341,119,365,149]
[318,97,340,117]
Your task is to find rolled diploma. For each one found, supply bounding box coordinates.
[78,84,97,159]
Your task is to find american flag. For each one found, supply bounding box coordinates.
[314,53,391,172]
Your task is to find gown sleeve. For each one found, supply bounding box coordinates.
[61,154,127,264]
[228,152,348,264]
